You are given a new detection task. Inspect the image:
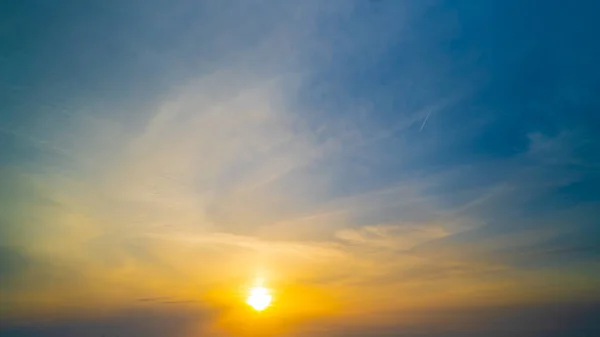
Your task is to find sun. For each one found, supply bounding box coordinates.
[246,286,272,311]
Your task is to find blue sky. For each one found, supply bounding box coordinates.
[1,0,600,336]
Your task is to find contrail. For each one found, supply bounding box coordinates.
[419,111,431,131]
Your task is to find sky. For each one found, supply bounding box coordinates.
[1,0,599,336]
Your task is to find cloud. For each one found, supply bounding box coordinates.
[293,301,600,337]
[2,60,598,323]
[335,223,449,250]
[0,246,29,287]
[1,305,219,337]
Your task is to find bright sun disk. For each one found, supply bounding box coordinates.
[246,286,272,311]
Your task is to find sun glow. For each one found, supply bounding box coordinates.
[246,286,272,311]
